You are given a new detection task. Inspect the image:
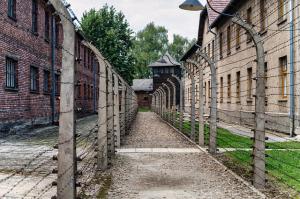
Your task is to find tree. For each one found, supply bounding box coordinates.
[133,23,195,79]
[81,5,136,83]
[169,34,195,61]
[133,22,169,78]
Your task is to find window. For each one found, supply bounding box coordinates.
[84,48,87,67]
[55,74,60,95]
[219,33,223,59]
[8,0,16,19]
[236,71,241,102]
[55,23,59,47]
[246,7,252,41]
[32,0,38,33]
[279,56,288,98]
[5,57,18,89]
[227,25,231,55]
[170,67,174,74]
[144,96,149,101]
[220,77,224,103]
[84,83,87,99]
[236,24,241,48]
[208,43,211,57]
[278,0,287,22]
[45,11,50,40]
[260,0,267,32]
[247,68,253,99]
[77,40,81,59]
[43,70,50,93]
[30,66,39,92]
[227,74,231,100]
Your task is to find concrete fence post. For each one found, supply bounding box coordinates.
[183,64,196,142]
[83,41,108,171]
[120,84,126,143]
[49,0,76,198]
[188,48,217,154]
[162,83,171,122]
[113,73,120,148]
[172,75,183,131]
[186,59,205,146]
[233,15,266,189]
[167,79,177,126]
[107,67,115,162]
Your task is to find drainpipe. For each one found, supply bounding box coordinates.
[51,15,56,124]
[290,0,296,137]
[93,57,97,113]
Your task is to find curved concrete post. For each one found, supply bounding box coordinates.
[113,73,120,148]
[186,59,205,146]
[120,83,126,144]
[233,15,266,189]
[157,89,163,117]
[167,79,177,126]
[162,83,171,122]
[184,64,196,142]
[48,1,76,198]
[172,75,183,131]
[82,41,108,171]
[191,49,217,154]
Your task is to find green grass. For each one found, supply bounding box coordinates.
[138,107,150,112]
[227,150,300,193]
[177,119,300,193]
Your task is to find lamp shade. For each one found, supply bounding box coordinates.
[179,0,204,11]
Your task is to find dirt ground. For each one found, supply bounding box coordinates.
[107,112,265,199]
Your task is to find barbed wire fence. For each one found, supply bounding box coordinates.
[0,0,138,198]
[153,0,300,197]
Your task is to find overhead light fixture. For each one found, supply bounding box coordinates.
[179,0,204,11]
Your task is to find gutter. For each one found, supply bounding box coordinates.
[51,16,56,124]
[290,0,296,137]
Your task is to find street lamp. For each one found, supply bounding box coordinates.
[179,0,204,11]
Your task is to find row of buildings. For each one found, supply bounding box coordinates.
[0,0,98,133]
[134,0,300,135]
[182,0,300,134]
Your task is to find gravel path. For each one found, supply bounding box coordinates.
[108,112,265,199]
[122,112,193,148]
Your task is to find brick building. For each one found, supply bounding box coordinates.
[0,0,98,133]
[182,0,300,134]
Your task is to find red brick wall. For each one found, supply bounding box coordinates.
[0,0,98,131]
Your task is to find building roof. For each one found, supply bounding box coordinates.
[210,0,242,28]
[148,52,180,68]
[132,79,153,92]
[207,0,230,26]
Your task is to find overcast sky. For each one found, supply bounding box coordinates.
[68,0,206,41]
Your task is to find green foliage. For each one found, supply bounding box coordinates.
[169,35,195,61]
[133,23,196,79]
[133,22,169,78]
[81,5,136,83]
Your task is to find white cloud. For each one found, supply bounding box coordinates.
[67,0,206,41]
